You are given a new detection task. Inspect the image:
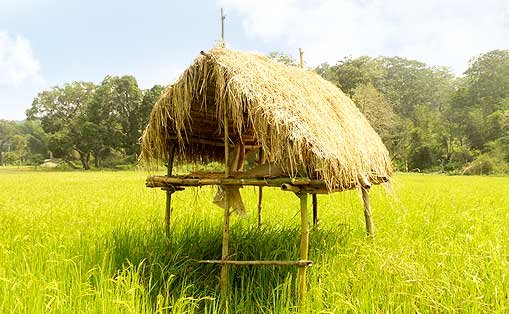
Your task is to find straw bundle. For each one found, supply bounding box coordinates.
[140,45,392,190]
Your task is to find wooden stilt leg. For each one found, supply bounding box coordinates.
[165,142,176,237]
[312,194,318,226]
[257,187,263,229]
[220,189,231,297]
[298,192,309,304]
[221,91,231,297]
[165,191,172,236]
[361,187,374,237]
[256,147,264,230]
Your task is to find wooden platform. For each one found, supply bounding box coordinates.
[145,172,364,194]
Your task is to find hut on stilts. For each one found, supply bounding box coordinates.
[140,44,393,302]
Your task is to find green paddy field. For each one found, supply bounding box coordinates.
[0,170,508,313]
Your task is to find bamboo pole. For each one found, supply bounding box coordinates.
[257,187,263,229]
[280,183,302,193]
[224,120,230,178]
[147,176,324,187]
[165,142,176,237]
[148,177,374,195]
[221,8,225,41]
[312,194,318,226]
[299,48,304,68]
[220,96,230,297]
[361,187,374,237]
[298,192,309,304]
[257,147,263,229]
[166,135,260,149]
[198,260,312,266]
[219,196,231,296]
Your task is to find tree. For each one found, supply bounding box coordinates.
[374,57,454,119]
[315,63,335,82]
[450,50,509,153]
[464,50,509,114]
[317,55,455,171]
[268,52,297,66]
[325,56,384,96]
[351,83,397,146]
[17,120,49,164]
[27,82,96,169]
[0,120,17,166]
[88,75,143,164]
[140,85,164,128]
[6,134,29,166]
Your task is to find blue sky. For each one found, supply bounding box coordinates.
[1,0,509,120]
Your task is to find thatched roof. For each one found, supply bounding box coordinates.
[140,46,393,190]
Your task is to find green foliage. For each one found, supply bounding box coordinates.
[462,154,497,175]
[18,120,48,164]
[351,83,398,150]
[24,76,163,169]
[0,120,48,166]
[324,56,384,96]
[315,49,509,173]
[268,52,297,66]
[141,85,164,127]
[87,75,145,166]
[27,82,97,169]
[0,119,17,165]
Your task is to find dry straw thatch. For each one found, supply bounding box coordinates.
[140,45,393,190]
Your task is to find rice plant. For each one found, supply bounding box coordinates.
[0,171,508,313]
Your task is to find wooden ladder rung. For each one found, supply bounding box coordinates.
[197,260,313,267]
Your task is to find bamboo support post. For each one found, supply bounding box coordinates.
[219,97,230,297]
[299,48,304,68]
[165,142,176,237]
[298,192,309,304]
[257,187,263,229]
[312,194,318,226]
[219,194,231,296]
[257,147,263,229]
[221,8,225,41]
[361,187,374,237]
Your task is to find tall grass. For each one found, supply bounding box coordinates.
[0,170,508,313]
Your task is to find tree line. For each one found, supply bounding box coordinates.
[314,50,509,174]
[1,50,508,174]
[0,76,163,169]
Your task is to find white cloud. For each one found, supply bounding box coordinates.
[220,0,509,74]
[0,31,42,87]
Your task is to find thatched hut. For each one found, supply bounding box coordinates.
[140,45,392,299]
